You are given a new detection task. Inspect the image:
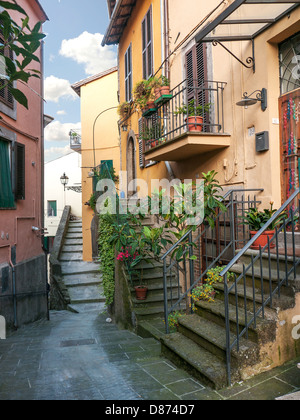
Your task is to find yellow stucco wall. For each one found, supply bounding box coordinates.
[117,1,300,210]
[80,70,120,261]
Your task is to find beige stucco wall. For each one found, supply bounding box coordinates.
[80,70,120,261]
[167,2,300,209]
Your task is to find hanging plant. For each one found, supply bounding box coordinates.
[133,79,152,111]
[118,101,131,119]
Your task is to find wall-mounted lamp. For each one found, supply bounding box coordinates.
[122,123,128,132]
[236,88,267,112]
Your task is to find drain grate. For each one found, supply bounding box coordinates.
[60,338,96,348]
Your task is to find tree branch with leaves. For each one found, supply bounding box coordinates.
[0,0,46,109]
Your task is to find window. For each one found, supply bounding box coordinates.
[47,201,57,217]
[0,139,14,208]
[0,33,14,109]
[279,32,300,95]
[142,7,153,80]
[14,142,25,200]
[125,44,132,102]
[185,43,210,132]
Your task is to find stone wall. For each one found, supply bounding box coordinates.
[49,206,71,310]
[0,253,48,329]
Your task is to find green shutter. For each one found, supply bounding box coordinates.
[0,139,15,208]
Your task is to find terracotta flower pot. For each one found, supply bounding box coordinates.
[250,230,276,250]
[186,116,203,132]
[147,101,156,110]
[154,88,161,100]
[160,86,170,96]
[135,286,148,301]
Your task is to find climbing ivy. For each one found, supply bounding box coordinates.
[98,215,115,307]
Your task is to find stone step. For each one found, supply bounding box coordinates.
[229,262,299,294]
[214,282,295,312]
[194,299,276,345]
[65,233,83,239]
[67,228,83,234]
[62,245,83,253]
[134,305,166,319]
[68,284,105,305]
[61,261,99,276]
[161,332,228,390]
[64,238,83,246]
[132,290,181,307]
[60,252,83,262]
[68,302,106,314]
[63,273,102,287]
[238,249,300,273]
[178,314,259,367]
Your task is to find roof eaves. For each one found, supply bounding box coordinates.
[71,66,118,97]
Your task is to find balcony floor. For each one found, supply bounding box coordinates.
[144,132,231,162]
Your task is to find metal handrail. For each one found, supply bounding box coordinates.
[221,188,300,387]
[220,188,300,277]
[161,188,264,261]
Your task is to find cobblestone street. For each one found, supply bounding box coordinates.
[0,310,299,401]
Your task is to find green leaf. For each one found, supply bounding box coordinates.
[0,1,27,15]
[8,86,28,108]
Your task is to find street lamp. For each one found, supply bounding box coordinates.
[60,173,69,191]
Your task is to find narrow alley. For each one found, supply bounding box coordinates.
[0,310,299,401]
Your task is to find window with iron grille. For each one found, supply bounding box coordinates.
[142,7,153,80]
[0,33,14,109]
[279,32,300,95]
[125,44,132,102]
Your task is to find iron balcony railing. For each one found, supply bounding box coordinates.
[161,189,264,333]
[69,129,81,149]
[142,79,227,152]
[220,188,300,387]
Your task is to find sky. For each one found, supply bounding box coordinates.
[39,0,117,162]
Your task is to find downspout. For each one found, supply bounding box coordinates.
[40,40,49,320]
[161,0,175,180]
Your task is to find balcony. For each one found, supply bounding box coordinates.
[69,129,82,153]
[142,79,230,162]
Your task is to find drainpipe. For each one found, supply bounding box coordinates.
[161,0,175,180]
[40,40,50,321]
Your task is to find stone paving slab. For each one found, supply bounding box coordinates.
[0,310,299,401]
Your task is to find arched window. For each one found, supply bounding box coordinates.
[279,32,300,95]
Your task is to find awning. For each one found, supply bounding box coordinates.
[195,0,300,43]
[102,0,137,46]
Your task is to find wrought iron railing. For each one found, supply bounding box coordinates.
[161,189,264,334]
[141,79,227,152]
[221,188,300,386]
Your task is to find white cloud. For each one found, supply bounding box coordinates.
[44,145,73,162]
[57,110,66,115]
[59,31,117,75]
[45,120,81,142]
[44,75,78,103]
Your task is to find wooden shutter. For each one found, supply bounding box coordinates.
[125,45,132,102]
[138,118,145,168]
[185,43,209,131]
[142,7,153,80]
[0,33,14,109]
[14,142,25,200]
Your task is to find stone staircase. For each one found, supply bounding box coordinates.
[160,233,300,390]
[59,219,106,313]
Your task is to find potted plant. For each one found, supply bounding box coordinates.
[175,100,211,132]
[117,101,131,119]
[241,202,287,250]
[159,75,170,96]
[133,79,152,111]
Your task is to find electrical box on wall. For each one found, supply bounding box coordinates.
[256,131,269,153]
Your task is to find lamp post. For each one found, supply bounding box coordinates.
[60,173,69,191]
[92,106,119,168]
